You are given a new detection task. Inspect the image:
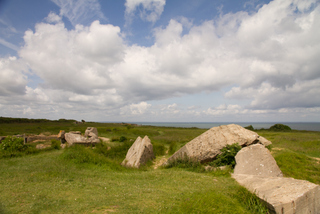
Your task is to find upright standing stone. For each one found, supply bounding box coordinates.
[234,144,283,177]
[122,136,155,168]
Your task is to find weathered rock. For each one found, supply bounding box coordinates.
[232,174,320,214]
[122,136,155,168]
[165,124,272,164]
[65,132,87,145]
[234,144,283,177]
[85,127,98,139]
[64,128,100,145]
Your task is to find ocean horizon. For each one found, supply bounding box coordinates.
[125,122,320,132]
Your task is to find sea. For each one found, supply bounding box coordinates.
[133,122,320,132]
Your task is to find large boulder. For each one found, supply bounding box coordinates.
[234,144,283,177]
[65,132,87,145]
[232,174,320,214]
[122,136,155,168]
[165,124,272,164]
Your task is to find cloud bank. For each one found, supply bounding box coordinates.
[0,0,319,121]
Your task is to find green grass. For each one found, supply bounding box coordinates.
[257,130,320,184]
[0,150,269,213]
[1,119,319,213]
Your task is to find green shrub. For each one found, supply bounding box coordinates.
[111,137,119,142]
[209,143,242,168]
[244,125,254,131]
[269,124,291,131]
[0,136,27,153]
[51,139,61,150]
[119,136,127,142]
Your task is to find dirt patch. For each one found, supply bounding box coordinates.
[153,151,169,169]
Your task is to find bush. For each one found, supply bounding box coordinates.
[0,136,27,153]
[209,143,242,168]
[244,125,254,131]
[269,124,291,131]
[119,136,127,142]
[111,137,119,142]
[51,139,61,150]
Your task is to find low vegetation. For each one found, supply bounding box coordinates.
[0,117,319,213]
[209,143,242,168]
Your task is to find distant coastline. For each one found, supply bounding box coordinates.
[133,122,320,132]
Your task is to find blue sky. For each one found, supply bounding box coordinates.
[0,0,319,122]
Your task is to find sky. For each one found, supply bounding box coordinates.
[0,0,319,123]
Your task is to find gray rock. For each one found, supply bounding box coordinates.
[65,132,87,145]
[122,136,155,168]
[85,127,98,139]
[234,144,283,177]
[65,128,100,145]
[232,174,320,214]
[165,124,272,164]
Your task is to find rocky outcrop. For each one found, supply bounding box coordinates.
[232,174,320,214]
[234,144,283,177]
[64,127,100,146]
[165,124,272,164]
[233,144,320,213]
[122,136,155,168]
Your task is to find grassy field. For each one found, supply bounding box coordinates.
[0,119,319,213]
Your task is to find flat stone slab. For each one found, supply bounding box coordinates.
[232,174,320,214]
[234,144,283,177]
[165,124,272,164]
